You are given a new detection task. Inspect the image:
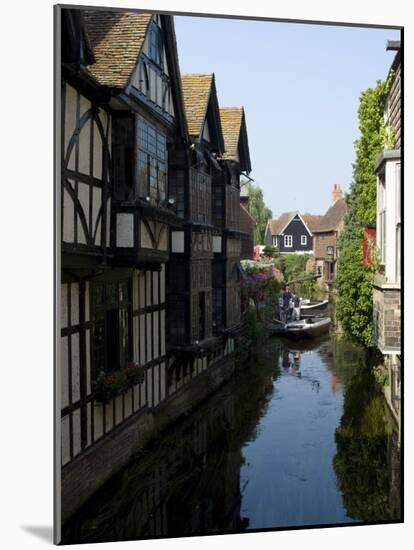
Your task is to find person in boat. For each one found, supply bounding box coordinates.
[282,286,293,322]
[293,294,301,320]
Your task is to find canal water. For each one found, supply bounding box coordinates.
[62,333,401,544]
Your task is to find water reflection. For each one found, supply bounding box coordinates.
[62,334,400,544]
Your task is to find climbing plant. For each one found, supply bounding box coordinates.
[336,77,393,348]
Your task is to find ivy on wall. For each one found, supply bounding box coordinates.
[335,77,393,348]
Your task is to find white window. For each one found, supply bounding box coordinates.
[284,235,293,247]
[396,163,401,282]
[378,174,386,264]
[272,235,278,246]
[301,235,307,245]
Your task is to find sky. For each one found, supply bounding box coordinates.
[174,15,400,218]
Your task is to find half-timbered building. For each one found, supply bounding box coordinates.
[59,9,253,523]
[216,107,252,327]
[60,8,188,519]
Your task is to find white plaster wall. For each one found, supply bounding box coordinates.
[72,409,82,457]
[61,284,68,329]
[92,186,101,246]
[213,236,222,253]
[78,118,91,175]
[157,224,168,251]
[153,271,159,304]
[63,187,75,243]
[139,314,146,365]
[153,314,159,359]
[160,310,166,356]
[146,313,152,361]
[93,120,103,179]
[61,336,69,409]
[64,84,77,171]
[77,182,89,245]
[61,415,71,466]
[160,265,165,303]
[140,221,153,249]
[71,334,80,402]
[171,231,184,253]
[116,213,134,247]
[86,328,91,395]
[71,283,79,325]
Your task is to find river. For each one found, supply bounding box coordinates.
[62,332,401,543]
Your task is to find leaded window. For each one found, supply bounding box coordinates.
[149,22,163,67]
[137,116,167,204]
[91,278,132,378]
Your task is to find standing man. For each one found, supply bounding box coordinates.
[293,293,301,321]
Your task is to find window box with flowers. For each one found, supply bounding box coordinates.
[93,362,145,403]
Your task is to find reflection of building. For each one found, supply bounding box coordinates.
[372,40,401,426]
[313,186,347,287]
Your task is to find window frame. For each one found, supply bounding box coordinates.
[301,234,307,246]
[284,234,293,248]
[90,278,133,379]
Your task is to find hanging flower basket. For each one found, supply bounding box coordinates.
[93,362,145,403]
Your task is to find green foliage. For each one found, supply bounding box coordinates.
[336,76,393,347]
[352,78,392,226]
[333,356,400,521]
[262,245,278,258]
[281,253,310,283]
[241,180,272,245]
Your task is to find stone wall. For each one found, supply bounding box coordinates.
[373,283,401,353]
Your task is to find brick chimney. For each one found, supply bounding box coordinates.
[332,183,343,204]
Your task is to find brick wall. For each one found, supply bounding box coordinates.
[313,231,337,259]
[373,285,401,353]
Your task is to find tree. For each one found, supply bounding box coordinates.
[336,78,392,348]
[241,180,272,245]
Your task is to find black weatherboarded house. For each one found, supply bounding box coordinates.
[265,211,322,253]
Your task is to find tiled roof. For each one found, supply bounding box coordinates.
[180,74,214,136]
[302,214,324,233]
[83,10,152,88]
[314,198,347,232]
[220,107,243,160]
[268,211,323,235]
[268,212,295,236]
